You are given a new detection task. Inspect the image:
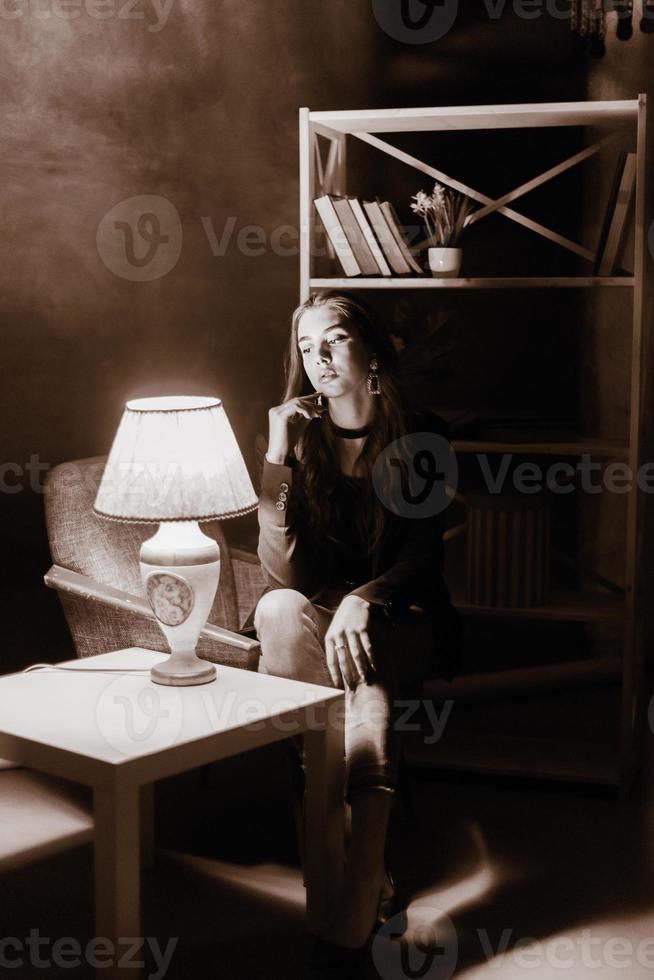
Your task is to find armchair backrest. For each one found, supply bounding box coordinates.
[44,456,241,657]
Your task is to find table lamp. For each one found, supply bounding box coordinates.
[94,396,258,686]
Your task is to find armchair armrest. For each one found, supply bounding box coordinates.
[44,565,261,654]
[230,547,260,565]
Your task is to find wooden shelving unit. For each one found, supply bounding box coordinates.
[452,438,629,458]
[404,731,621,786]
[299,98,650,791]
[450,588,625,624]
[310,277,635,289]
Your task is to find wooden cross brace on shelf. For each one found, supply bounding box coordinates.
[314,133,346,198]
[314,127,627,264]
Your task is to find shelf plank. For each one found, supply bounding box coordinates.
[421,657,622,703]
[451,589,625,623]
[310,277,635,289]
[309,100,639,134]
[452,438,629,458]
[404,731,620,785]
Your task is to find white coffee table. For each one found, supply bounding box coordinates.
[0,648,345,979]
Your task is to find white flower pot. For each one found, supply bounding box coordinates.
[427,247,462,278]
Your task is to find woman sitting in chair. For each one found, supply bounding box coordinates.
[254,290,461,976]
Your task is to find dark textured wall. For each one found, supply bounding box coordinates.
[2,1,641,665]
[2,0,382,664]
[1,0,381,469]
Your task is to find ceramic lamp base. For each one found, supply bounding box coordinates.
[140,521,221,687]
[150,656,216,687]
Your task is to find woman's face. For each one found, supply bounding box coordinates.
[297,306,372,399]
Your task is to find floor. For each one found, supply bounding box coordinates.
[4,535,654,979]
[4,702,654,980]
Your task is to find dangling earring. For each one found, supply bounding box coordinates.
[366,356,381,395]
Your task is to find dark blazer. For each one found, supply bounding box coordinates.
[255,409,463,681]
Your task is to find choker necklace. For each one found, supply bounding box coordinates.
[328,418,373,439]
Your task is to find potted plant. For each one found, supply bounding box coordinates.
[411,182,473,277]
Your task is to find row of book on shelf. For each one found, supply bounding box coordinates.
[315,195,423,278]
[315,149,637,280]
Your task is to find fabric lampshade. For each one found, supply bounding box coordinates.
[94,396,258,523]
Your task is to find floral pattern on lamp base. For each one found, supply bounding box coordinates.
[146,572,195,627]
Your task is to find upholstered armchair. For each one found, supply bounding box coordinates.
[42,455,267,668]
[36,450,312,878]
[1,455,269,873]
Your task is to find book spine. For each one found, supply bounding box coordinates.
[362,200,410,275]
[314,196,362,277]
[348,198,392,276]
[381,201,423,274]
[331,197,380,275]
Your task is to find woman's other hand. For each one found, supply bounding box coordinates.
[325,595,376,690]
[266,393,324,464]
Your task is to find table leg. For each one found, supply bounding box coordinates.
[303,700,345,935]
[140,784,155,871]
[93,783,141,980]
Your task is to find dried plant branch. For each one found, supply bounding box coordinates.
[410,182,473,247]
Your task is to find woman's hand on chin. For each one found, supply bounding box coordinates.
[324,595,375,690]
[267,393,325,462]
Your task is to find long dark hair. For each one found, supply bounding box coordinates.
[283,291,410,553]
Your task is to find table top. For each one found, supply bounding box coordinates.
[0,649,343,783]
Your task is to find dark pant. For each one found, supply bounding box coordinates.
[253,587,436,802]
